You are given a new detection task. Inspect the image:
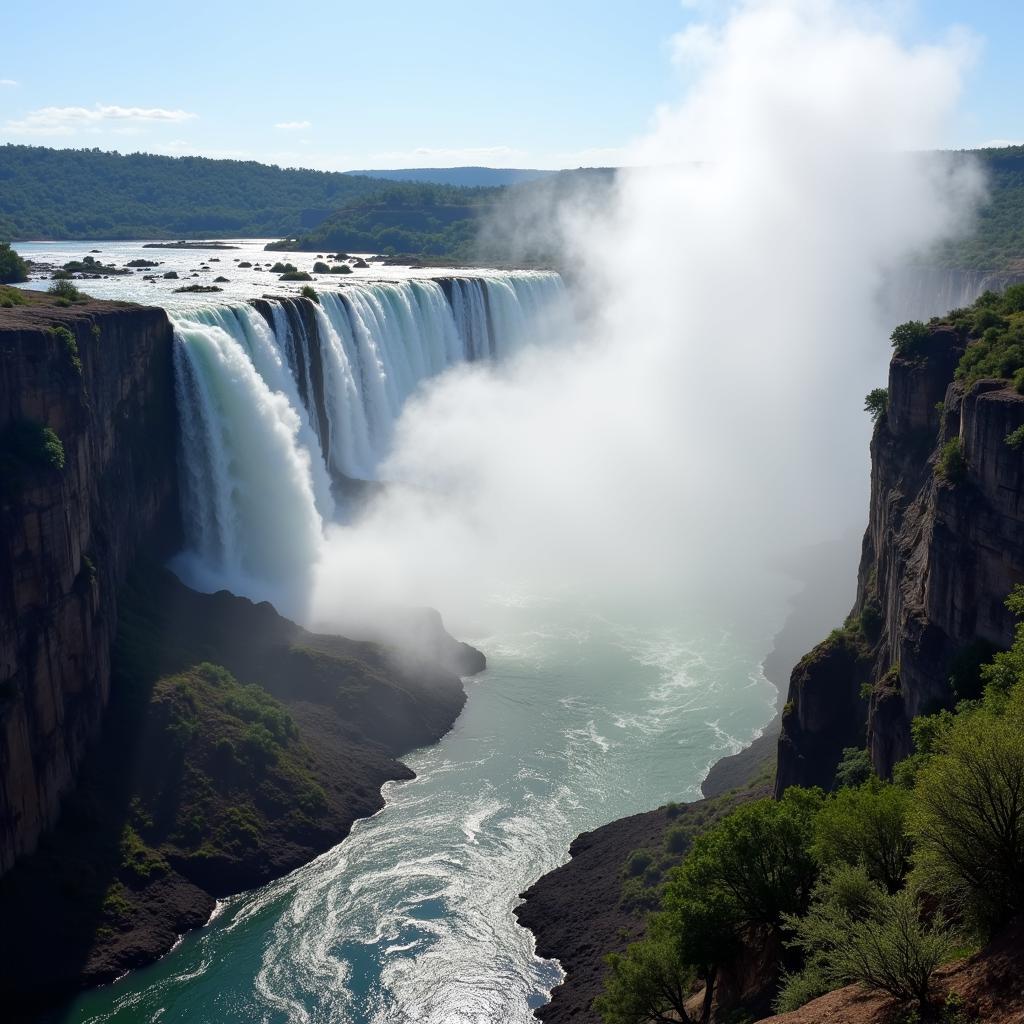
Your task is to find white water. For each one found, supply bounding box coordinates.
[167,272,567,616]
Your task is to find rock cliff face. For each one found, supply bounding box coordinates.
[0,297,179,874]
[777,326,1024,790]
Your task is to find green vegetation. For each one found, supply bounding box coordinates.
[50,325,82,376]
[932,284,1024,386]
[60,255,130,276]
[0,284,28,308]
[0,144,494,246]
[300,285,320,304]
[864,387,888,423]
[781,867,958,1013]
[934,146,1024,272]
[0,241,28,284]
[47,279,87,305]
[890,320,932,358]
[936,438,967,484]
[599,585,1024,1021]
[1006,424,1024,449]
[0,420,65,496]
[279,270,312,281]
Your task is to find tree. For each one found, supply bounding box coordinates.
[910,701,1024,934]
[889,320,930,356]
[863,388,888,424]
[812,780,913,893]
[0,242,27,284]
[666,788,823,933]
[783,865,957,1012]
[594,927,699,1024]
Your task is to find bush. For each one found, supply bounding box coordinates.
[279,270,312,281]
[0,242,28,284]
[47,278,85,304]
[312,261,329,273]
[664,788,823,932]
[1006,424,1024,449]
[595,929,699,1024]
[0,420,65,483]
[300,284,320,304]
[890,321,930,357]
[50,325,82,376]
[625,849,653,877]
[812,779,913,892]
[864,388,888,423]
[785,866,957,1011]
[910,696,1024,933]
[833,746,874,789]
[935,438,966,484]
[0,285,28,308]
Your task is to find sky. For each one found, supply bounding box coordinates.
[1,0,1022,171]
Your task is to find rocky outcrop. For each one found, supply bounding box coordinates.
[0,569,479,1016]
[0,295,179,875]
[777,326,1024,791]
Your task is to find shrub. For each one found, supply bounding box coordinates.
[270,262,297,274]
[0,420,65,481]
[0,284,28,307]
[665,825,689,854]
[784,865,957,1011]
[1006,424,1024,449]
[664,787,823,932]
[0,242,28,284]
[812,779,913,892]
[300,284,320,304]
[625,849,653,877]
[279,270,312,281]
[312,261,329,273]
[864,388,888,423]
[833,746,874,789]
[595,928,699,1024]
[890,321,930,357]
[47,278,85,304]
[935,438,966,484]
[910,697,1024,933]
[50,325,82,375]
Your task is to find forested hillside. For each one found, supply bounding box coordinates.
[0,145,492,241]
[2,143,1024,269]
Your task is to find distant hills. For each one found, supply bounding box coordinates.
[346,167,556,188]
[2,143,1024,270]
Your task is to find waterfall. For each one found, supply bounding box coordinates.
[170,272,566,609]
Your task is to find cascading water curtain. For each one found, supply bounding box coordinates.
[169,272,567,604]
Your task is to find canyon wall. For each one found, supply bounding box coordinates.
[777,325,1024,790]
[0,298,179,874]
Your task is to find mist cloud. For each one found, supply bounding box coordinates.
[312,0,985,634]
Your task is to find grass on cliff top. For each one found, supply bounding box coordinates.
[0,284,28,307]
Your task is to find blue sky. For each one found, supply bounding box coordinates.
[1,1,1022,170]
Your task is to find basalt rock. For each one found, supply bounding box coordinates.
[777,325,1024,791]
[0,295,179,876]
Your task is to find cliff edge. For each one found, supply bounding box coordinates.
[0,291,179,875]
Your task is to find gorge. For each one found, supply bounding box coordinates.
[2,234,1020,1023]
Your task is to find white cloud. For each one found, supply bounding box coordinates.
[0,79,17,87]
[274,120,312,130]
[5,104,197,135]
